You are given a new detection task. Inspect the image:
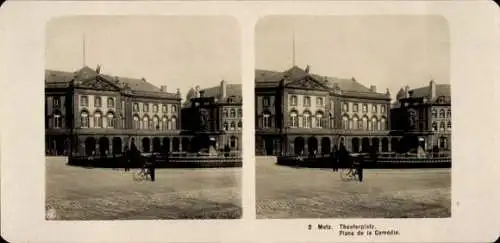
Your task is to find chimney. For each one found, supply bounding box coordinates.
[160,85,167,92]
[385,88,391,96]
[141,77,146,83]
[96,64,101,74]
[429,80,436,99]
[304,65,310,73]
[176,88,181,98]
[220,80,227,98]
[199,90,205,97]
[370,85,376,92]
[404,85,410,98]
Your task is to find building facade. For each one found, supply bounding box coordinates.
[390,81,451,152]
[181,81,242,153]
[255,65,394,156]
[45,66,183,156]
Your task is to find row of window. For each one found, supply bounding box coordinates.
[288,95,324,107]
[432,121,452,131]
[341,116,387,131]
[80,111,118,128]
[342,103,387,114]
[133,103,177,113]
[432,108,451,119]
[223,121,243,131]
[223,108,243,118]
[80,96,116,109]
[132,115,177,130]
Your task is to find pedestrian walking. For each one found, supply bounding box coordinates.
[356,155,364,182]
[147,156,156,182]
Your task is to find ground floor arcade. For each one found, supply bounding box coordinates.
[46,133,242,157]
[255,132,451,156]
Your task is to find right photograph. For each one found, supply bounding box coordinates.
[255,15,451,219]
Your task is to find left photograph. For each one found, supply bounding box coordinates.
[44,16,242,220]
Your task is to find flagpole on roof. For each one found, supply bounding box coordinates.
[292,31,296,66]
[82,33,86,67]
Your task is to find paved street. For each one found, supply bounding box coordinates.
[46,157,241,220]
[256,156,451,219]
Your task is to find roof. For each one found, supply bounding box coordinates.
[255,65,388,99]
[45,66,178,98]
[200,83,242,103]
[409,84,451,99]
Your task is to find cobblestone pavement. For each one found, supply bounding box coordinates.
[46,157,241,220]
[256,156,451,219]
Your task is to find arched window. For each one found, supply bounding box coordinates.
[238,121,242,129]
[447,109,451,118]
[133,115,140,129]
[171,105,177,113]
[153,116,160,130]
[230,122,236,130]
[329,112,335,129]
[303,111,312,128]
[223,122,228,130]
[94,96,102,108]
[153,104,158,113]
[223,109,228,117]
[162,104,167,113]
[315,111,323,128]
[362,116,368,130]
[53,111,62,128]
[342,115,349,130]
[439,109,445,118]
[133,103,139,112]
[94,111,102,128]
[230,109,236,117]
[362,104,368,113]
[432,109,437,118]
[381,117,387,130]
[263,96,270,106]
[348,119,353,130]
[290,111,298,128]
[381,105,386,114]
[447,121,452,129]
[290,95,298,106]
[142,116,149,130]
[162,116,168,130]
[143,103,149,112]
[372,104,377,113]
[230,136,238,149]
[263,111,271,128]
[352,116,359,130]
[432,122,438,131]
[170,116,177,130]
[238,108,242,117]
[80,111,89,128]
[106,112,115,128]
[107,97,114,108]
[439,121,446,131]
[371,117,378,131]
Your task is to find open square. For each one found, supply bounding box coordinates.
[256,156,451,219]
[46,157,242,220]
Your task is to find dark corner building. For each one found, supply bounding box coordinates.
[181,80,242,154]
[390,80,451,153]
[255,65,393,156]
[45,65,183,157]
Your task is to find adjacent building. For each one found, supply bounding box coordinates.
[45,65,183,156]
[255,65,393,156]
[390,81,451,153]
[181,81,242,153]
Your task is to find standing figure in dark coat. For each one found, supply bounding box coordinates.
[332,145,339,172]
[147,156,156,182]
[356,155,364,182]
[123,146,130,171]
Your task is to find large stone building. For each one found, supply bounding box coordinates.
[255,65,393,156]
[45,65,183,157]
[390,80,451,153]
[181,81,242,153]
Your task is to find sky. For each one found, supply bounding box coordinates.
[46,16,241,99]
[255,15,450,100]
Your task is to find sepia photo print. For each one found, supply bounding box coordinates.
[255,15,451,219]
[44,16,242,220]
